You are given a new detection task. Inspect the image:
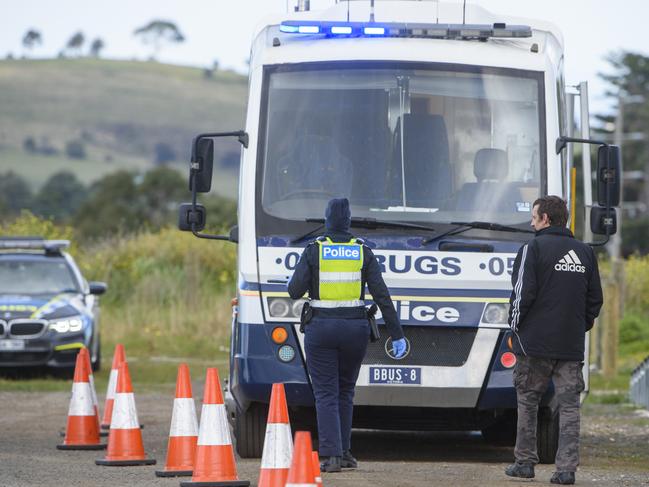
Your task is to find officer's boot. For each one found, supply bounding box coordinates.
[505,462,535,479]
[550,471,575,485]
[320,455,342,473]
[341,450,358,469]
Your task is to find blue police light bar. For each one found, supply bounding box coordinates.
[278,21,532,39]
[0,237,70,253]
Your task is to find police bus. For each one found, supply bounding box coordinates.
[179,0,619,462]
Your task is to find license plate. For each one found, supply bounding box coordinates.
[369,366,421,385]
[0,339,25,351]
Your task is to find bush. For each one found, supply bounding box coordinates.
[65,139,86,159]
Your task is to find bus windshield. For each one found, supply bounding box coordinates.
[260,63,544,229]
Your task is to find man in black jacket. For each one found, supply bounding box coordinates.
[505,196,603,485]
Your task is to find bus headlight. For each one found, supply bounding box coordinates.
[49,317,84,333]
[481,303,510,324]
[291,299,306,318]
[268,298,291,318]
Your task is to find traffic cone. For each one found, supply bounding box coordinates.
[57,351,105,450]
[95,361,156,466]
[180,368,250,487]
[59,348,106,438]
[258,383,293,487]
[285,431,317,487]
[311,451,323,487]
[101,344,125,430]
[155,363,198,477]
[80,348,101,430]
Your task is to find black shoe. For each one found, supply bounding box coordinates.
[320,456,342,473]
[505,462,535,479]
[550,471,575,485]
[341,450,358,469]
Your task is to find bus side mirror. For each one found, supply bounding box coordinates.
[596,145,621,207]
[190,138,214,193]
[590,206,617,235]
[178,203,206,232]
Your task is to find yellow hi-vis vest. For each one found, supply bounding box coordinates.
[314,237,364,308]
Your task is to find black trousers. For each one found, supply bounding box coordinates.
[304,317,369,457]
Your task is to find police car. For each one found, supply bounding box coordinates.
[0,238,106,372]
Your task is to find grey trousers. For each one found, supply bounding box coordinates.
[513,355,585,472]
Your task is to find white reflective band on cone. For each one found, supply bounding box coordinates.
[197,404,231,446]
[110,392,140,429]
[106,369,118,400]
[68,382,95,416]
[318,271,361,282]
[169,397,198,437]
[88,373,99,407]
[310,299,364,308]
[260,423,293,469]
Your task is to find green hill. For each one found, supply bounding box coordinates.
[0,58,247,197]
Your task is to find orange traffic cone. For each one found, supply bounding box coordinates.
[80,348,101,430]
[258,383,293,487]
[311,451,323,487]
[180,368,249,487]
[155,363,198,477]
[95,361,156,466]
[285,431,317,487]
[101,344,125,430]
[57,351,105,450]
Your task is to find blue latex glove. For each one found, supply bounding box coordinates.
[391,338,407,359]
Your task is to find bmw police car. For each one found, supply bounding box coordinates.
[0,238,106,372]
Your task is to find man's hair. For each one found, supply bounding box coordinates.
[533,195,568,227]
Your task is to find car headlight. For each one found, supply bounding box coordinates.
[49,317,84,333]
[481,303,510,324]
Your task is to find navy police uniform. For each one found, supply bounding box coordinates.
[288,198,404,468]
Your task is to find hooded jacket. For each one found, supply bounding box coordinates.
[508,226,603,361]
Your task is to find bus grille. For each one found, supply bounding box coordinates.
[363,326,477,367]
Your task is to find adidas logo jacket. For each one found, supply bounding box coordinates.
[508,226,603,361]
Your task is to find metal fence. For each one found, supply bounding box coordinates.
[630,355,649,409]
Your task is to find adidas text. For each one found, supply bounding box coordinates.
[554,262,586,273]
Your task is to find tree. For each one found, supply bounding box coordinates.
[65,31,85,57]
[22,29,42,57]
[89,38,105,58]
[76,171,140,237]
[597,51,649,255]
[0,172,33,218]
[139,167,186,228]
[133,20,185,60]
[34,171,87,221]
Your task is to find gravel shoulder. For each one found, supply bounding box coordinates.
[0,391,648,486]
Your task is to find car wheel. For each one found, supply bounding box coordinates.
[234,402,267,458]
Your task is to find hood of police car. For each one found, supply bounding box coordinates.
[0,292,87,321]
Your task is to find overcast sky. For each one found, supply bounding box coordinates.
[2,0,648,115]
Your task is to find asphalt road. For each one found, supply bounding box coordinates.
[1,391,648,486]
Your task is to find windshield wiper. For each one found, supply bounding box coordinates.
[291,217,436,244]
[306,217,435,232]
[423,221,533,245]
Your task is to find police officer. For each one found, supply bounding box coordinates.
[505,196,603,485]
[288,198,406,473]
